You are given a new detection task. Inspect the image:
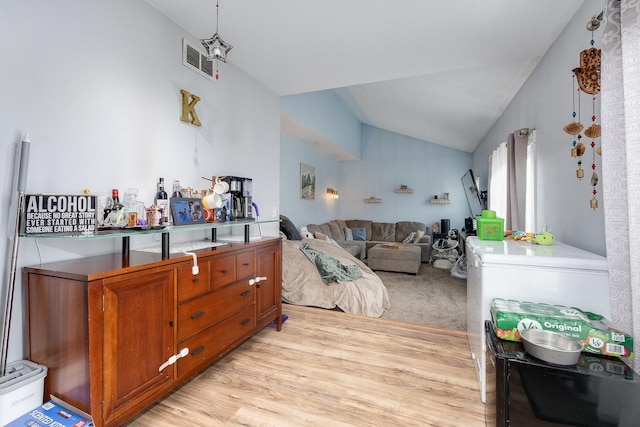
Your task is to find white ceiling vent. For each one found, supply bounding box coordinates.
[182,38,215,81]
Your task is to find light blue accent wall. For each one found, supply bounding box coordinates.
[472,0,605,255]
[280,123,473,233]
[280,134,341,228]
[340,125,472,231]
[281,90,361,159]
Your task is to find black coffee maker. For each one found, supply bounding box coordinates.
[223,176,253,220]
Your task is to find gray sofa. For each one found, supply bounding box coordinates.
[306,219,431,263]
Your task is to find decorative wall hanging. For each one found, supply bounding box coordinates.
[573,47,601,94]
[200,1,233,80]
[180,89,202,126]
[363,197,382,204]
[566,12,602,210]
[300,163,315,200]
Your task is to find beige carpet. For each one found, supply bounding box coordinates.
[375,263,467,330]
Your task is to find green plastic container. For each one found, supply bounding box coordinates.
[476,210,504,241]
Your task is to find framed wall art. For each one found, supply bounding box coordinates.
[300,163,316,200]
[170,197,207,225]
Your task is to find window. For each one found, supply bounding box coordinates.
[488,130,536,231]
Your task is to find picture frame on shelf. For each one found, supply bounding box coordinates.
[170,197,207,225]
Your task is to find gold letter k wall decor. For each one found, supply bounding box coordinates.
[180,89,202,126]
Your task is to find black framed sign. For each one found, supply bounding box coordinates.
[23,194,97,235]
[170,197,206,225]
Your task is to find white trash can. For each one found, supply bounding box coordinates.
[0,360,48,426]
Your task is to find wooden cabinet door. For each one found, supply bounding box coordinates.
[102,269,175,425]
[255,243,281,327]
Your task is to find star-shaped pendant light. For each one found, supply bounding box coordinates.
[200,1,232,79]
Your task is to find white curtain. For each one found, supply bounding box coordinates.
[488,130,536,231]
[601,0,640,373]
[488,142,507,219]
[525,139,537,232]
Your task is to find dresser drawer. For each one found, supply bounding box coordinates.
[211,254,237,290]
[236,251,254,281]
[177,305,256,377]
[177,261,211,302]
[177,280,255,341]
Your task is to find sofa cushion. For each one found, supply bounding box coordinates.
[351,227,367,241]
[371,222,396,242]
[395,221,427,243]
[307,223,329,239]
[344,227,353,240]
[327,221,346,242]
[402,231,417,244]
[345,220,372,240]
[315,231,331,242]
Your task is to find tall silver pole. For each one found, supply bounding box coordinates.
[0,192,24,377]
[1,135,30,377]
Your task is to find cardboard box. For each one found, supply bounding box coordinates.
[491,298,634,359]
[6,396,94,427]
[0,360,47,426]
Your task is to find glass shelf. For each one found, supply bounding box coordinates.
[20,219,280,258]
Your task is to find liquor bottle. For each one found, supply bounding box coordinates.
[154,177,169,224]
[171,179,183,198]
[111,189,124,211]
[110,188,127,226]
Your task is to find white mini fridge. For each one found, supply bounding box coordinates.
[465,236,611,403]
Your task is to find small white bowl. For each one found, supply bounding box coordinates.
[520,328,583,366]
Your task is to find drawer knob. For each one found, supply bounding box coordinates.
[241,318,251,326]
[242,262,250,266]
[191,346,205,356]
[221,269,228,274]
[190,311,205,319]
[241,290,250,297]
[192,277,199,283]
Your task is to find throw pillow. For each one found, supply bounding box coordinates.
[402,231,417,244]
[315,232,331,242]
[351,227,367,241]
[416,229,425,242]
[344,227,354,241]
[280,215,302,240]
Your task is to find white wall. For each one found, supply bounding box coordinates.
[0,0,281,363]
[473,0,605,255]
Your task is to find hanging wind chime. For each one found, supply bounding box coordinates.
[566,16,601,210]
[200,0,233,80]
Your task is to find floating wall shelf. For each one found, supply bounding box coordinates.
[364,197,382,204]
[394,188,413,194]
[430,198,451,204]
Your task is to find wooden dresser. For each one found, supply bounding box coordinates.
[24,237,282,427]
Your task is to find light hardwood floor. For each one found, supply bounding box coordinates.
[126,305,487,426]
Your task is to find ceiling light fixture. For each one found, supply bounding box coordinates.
[200,0,232,80]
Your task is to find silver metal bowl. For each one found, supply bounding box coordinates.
[520,328,583,366]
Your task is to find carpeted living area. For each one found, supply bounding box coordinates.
[376,262,467,330]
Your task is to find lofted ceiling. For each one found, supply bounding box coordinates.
[146,0,585,153]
